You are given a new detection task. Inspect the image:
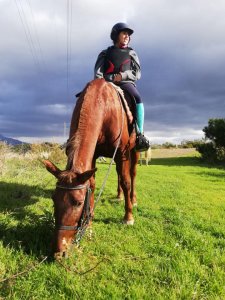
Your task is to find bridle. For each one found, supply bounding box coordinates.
[55,183,92,232]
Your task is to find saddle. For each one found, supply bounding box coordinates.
[76,84,136,131]
[110,83,135,126]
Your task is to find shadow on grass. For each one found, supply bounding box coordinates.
[0,181,54,257]
[92,191,124,225]
[0,181,53,212]
[0,183,123,257]
[0,213,54,257]
[151,156,225,168]
[93,216,121,225]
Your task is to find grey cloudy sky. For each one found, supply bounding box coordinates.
[0,0,225,143]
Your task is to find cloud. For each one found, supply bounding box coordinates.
[0,0,225,143]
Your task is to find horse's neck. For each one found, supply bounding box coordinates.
[68,87,104,173]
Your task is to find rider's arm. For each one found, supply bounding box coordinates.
[94,50,115,82]
[120,50,141,82]
[94,50,105,78]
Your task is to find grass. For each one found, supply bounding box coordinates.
[0,151,225,299]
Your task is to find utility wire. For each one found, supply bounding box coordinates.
[25,0,46,70]
[14,0,42,72]
[66,0,73,101]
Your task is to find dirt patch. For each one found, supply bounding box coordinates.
[151,148,197,158]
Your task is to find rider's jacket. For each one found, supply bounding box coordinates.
[94,46,141,84]
[104,46,131,74]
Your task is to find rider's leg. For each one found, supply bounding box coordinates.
[119,83,150,151]
[136,102,144,133]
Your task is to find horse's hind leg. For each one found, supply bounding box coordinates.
[130,150,139,207]
[116,155,134,225]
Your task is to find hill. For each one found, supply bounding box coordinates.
[0,134,26,145]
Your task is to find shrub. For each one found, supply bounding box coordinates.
[203,118,225,147]
[179,139,204,149]
[196,142,217,162]
[196,142,225,163]
[29,143,66,164]
[215,147,225,162]
[161,142,176,149]
[196,119,225,163]
[12,143,31,154]
[0,142,12,175]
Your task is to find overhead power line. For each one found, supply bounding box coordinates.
[26,0,46,69]
[14,0,45,72]
[66,0,73,101]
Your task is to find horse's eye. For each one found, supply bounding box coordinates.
[71,200,82,207]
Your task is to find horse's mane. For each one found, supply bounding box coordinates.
[65,84,90,168]
[65,79,110,171]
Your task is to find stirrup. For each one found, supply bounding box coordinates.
[135,133,150,152]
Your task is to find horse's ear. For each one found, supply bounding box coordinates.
[43,160,61,178]
[76,168,97,183]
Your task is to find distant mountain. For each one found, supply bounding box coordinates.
[0,134,26,145]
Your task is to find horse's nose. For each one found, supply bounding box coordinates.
[54,251,68,260]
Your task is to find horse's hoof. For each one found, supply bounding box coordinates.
[117,197,123,202]
[123,219,134,225]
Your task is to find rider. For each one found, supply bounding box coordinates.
[94,22,150,152]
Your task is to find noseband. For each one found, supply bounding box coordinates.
[55,183,92,231]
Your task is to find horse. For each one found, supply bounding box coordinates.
[43,78,139,259]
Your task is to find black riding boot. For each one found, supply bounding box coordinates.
[135,132,150,152]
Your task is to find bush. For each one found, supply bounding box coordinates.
[196,119,225,163]
[161,142,176,149]
[215,147,225,162]
[0,142,12,175]
[203,118,225,147]
[29,143,66,164]
[12,143,31,154]
[196,142,225,163]
[196,142,217,162]
[179,139,204,149]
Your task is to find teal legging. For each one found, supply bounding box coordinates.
[136,103,144,133]
[118,83,144,133]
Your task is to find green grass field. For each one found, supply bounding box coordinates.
[0,152,225,299]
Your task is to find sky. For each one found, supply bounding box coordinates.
[0,0,225,144]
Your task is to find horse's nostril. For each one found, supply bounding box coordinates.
[54,251,68,260]
[54,252,63,261]
[62,251,68,259]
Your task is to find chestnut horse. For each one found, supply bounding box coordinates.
[44,78,139,259]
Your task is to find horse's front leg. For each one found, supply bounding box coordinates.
[130,150,139,207]
[116,154,134,225]
[116,173,123,199]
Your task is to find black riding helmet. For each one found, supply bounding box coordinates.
[110,22,134,42]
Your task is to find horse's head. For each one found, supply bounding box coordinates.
[43,160,96,259]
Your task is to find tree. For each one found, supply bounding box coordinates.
[196,118,225,162]
[203,118,225,147]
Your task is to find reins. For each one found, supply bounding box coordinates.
[93,89,125,209]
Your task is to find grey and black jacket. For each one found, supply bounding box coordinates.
[94,46,141,84]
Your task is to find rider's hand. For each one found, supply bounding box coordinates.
[113,73,122,82]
